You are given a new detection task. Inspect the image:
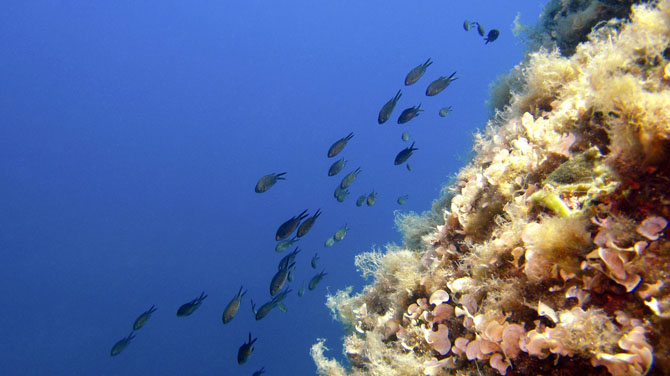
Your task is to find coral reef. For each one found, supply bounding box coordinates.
[313,0,670,375]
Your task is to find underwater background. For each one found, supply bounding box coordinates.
[1,1,542,375]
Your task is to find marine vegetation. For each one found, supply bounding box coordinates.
[312,1,670,375]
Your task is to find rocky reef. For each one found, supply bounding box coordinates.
[312,0,670,375]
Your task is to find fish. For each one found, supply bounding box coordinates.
[439,106,453,117]
[334,224,349,242]
[324,236,335,247]
[426,72,457,96]
[327,132,354,158]
[132,305,156,331]
[275,236,299,253]
[328,158,347,176]
[476,22,485,36]
[254,172,286,193]
[251,289,291,321]
[397,195,409,205]
[356,195,366,207]
[394,142,418,165]
[270,262,295,296]
[222,286,247,324]
[311,253,319,269]
[485,29,500,44]
[407,163,412,171]
[237,332,258,365]
[405,58,433,86]
[297,209,321,238]
[253,367,266,376]
[273,286,292,304]
[334,185,350,202]
[339,167,362,189]
[110,331,135,356]
[366,190,377,206]
[397,104,423,124]
[309,270,328,290]
[275,209,309,240]
[278,247,300,270]
[287,268,294,283]
[176,291,207,317]
[463,20,472,31]
[251,299,275,321]
[378,89,403,124]
[298,281,306,297]
[401,131,410,141]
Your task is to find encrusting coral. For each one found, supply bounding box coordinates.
[313,0,670,375]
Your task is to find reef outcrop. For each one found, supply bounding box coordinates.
[312,0,670,375]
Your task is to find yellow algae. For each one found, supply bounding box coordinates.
[314,1,670,375]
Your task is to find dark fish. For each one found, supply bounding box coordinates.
[397,195,409,205]
[237,332,257,365]
[132,305,156,331]
[255,172,286,193]
[275,209,309,240]
[275,236,299,252]
[405,58,433,86]
[426,72,457,96]
[334,185,350,202]
[328,158,347,176]
[222,286,247,324]
[394,142,418,165]
[476,22,485,36]
[278,247,300,270]
[356,195,366,207]
[311,253,319,269]
[340,167,362,189]
[485,29,500,44]
[251,299,275,321]
[270,262,295,296]
[378,89,402,124]
[110,331,135,356]
[298,281,306,297]
[401,131,410,141]
[251,288,292,320]
[287,268,294,283]
[334,224,349,242]
[463,20,472,31]
[366,191,377,206]
[297,209,321,237]
[397,104,423,124]
[407,163,412,171]
[439,106,453,117]
[176,291,207,317]
[309,270,328,290]
[253,367,266,376]
[328,132,354,158]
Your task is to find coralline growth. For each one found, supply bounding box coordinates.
[312,0,670,375]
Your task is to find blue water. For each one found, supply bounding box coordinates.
[1,1,541,375]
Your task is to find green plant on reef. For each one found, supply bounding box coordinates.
[313,0,670,375]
